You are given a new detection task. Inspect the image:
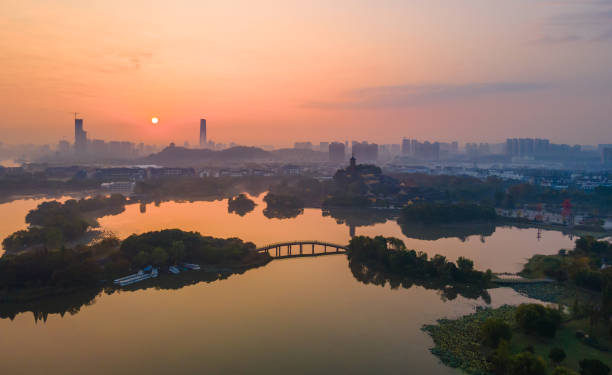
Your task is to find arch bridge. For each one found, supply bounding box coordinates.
[256,241,349,259]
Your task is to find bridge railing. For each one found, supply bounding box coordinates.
[255,241,349,252]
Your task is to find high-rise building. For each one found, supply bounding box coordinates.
[603,147,612,165]
[466,142,491,156]
[451,141,459,153]
[414,141,439,160]
[74,118,87,154]
[401,138,412,155]
[506,138,552,157]
[329,142,346,163]
[319,142,329,153]
[199,119,207,147]
[534,138,550,155]
[505,138,519,156]
[390,144,400,156]
[294,141,313,150]
[352,141,378,162]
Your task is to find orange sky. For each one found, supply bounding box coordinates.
[1,0,611,146]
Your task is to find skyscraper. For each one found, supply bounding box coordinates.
[74,118,87,154]
[352,141,378,162]
[199,119,207,147]
[329,142,346,163]
[401,138,412,155]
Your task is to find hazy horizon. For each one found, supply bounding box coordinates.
[2,0,612,147]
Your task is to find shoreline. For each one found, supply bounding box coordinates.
[0,255,272,305]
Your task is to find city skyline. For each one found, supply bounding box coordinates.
[1,1,612,146]
[2,2,612,372]
[3,114,610,150]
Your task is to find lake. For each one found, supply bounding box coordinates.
[0,193,576,374]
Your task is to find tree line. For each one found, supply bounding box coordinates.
[398,202,497,225]
[347,236,493,287]
[521,236,612,323]
[2,195,127,253]
[0,229,270,295]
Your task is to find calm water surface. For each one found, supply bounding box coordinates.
[96,193,574,273]
[1,256,542,375]
[0,194,575,374]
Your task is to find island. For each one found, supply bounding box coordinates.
[423,237,612,375]
[2,194,128,253]
[0,228,271,303]
[347,235,493,302]
[262,192,304,219]
[227,194,256,216]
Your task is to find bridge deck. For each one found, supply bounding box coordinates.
[272,251,346,259]
[256,241,349,252]
[492,274,554,284]
[255,241,349,258]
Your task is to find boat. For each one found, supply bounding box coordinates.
[182,263,201,271]
[169,265,180,274]
[113,266,159,286]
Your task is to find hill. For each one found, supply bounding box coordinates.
[143,145,328,165]
[143,146,272,165]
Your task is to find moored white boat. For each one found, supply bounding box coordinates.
[114,266,158,286]
[182,263,201,270]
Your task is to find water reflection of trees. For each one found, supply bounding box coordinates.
[348,258,492,303]
[0,287,101,322]
[322,207,396,237]
[322,207,394,227]
[227,194,256,216]
[262,193,304,219]
[0,267,263,322]
[322,207,497,242]
[263,207,304,219]
[398,222,497,242]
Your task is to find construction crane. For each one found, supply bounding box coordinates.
[71,112,80,119]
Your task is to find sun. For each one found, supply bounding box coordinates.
[151,117,159,124]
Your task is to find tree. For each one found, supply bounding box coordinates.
[495,191,505,207]
[602,268,612,320]
[579,359,610,375]
[44,227,64,249]
[133,250,151,268]
[151,247,169,266]
[504,194,515,209]
[489,339,512,374]
[552,367,579,375]
[515,303,562,338]
[572,298,582,319]
[549,347,567,365]
[457,257,474,273]
[168,240,186,263]
[509,352,547,375]
[481,318,512,348]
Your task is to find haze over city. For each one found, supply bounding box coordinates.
[2,2,612,375]
[2,0,612,146]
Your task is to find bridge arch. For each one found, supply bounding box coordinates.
[255,241,349,259]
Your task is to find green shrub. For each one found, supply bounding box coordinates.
[481,318,512,348]
[579,359,610,375]
[515,303,562,338]
[552,367,579,375]
[549,347,567,365]
[509,352,547,375]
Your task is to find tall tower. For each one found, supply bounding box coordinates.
[74,118,87,154]
[199,119,207,147]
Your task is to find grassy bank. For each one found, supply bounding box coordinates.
[423,305,611,374]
